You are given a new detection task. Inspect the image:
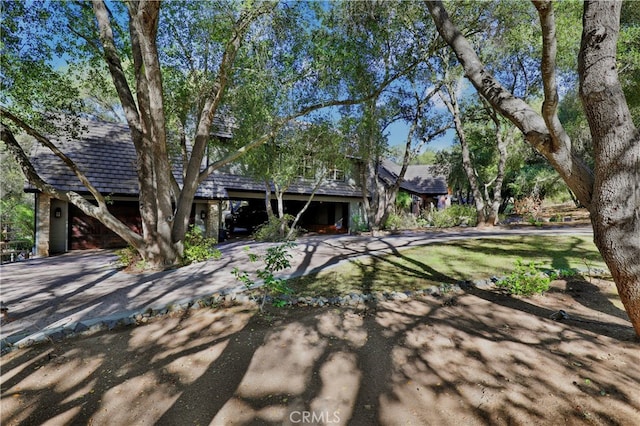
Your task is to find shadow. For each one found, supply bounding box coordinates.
[463,285,634,341]
[556,277,630,321]
[5,226,638,425]
[1,286,638,425]
[154,312,266,424]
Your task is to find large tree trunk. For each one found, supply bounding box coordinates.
[128,1,179,268]
[578,0,640,336]
[427,0,640,336]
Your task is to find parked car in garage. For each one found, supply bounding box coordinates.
[224,200,269,233]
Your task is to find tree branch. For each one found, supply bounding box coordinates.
[91,0,140,134]
[0,122,144,248]
[533,0,571,152]
[426,0,594,208]
[1,109,108,208]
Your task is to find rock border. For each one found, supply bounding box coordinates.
[0,266,608,355]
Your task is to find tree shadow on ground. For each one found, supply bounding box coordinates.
[2,275,638,425]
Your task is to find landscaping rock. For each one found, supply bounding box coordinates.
[391,292,408,301]
[73,322,89,333]
[48,331,65,342]
[473,279,494,290]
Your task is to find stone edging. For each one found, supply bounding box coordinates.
[0,266,608,355]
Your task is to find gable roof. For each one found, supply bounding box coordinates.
[379,159,448,195]
[27,118,362,199]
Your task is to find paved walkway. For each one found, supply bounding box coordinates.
[0,226,593,350]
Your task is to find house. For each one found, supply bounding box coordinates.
[26,119,366,256]
[26,120,449,256]
[378,159,449,212]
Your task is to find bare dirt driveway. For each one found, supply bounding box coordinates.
[1,275,638,425]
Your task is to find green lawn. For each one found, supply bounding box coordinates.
[289,235,608,297]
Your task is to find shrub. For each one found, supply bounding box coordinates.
[384,212,402,230]
[395,191,412,211]
[115,227,221,270]
[350,214,369,233]
[183,225,221,265]
[115,246,140,268]
[0,199,34,249]
[232,242,296,310]
[497,258,550,296]
[114,246,149,271]
[252,214,296,242]
[429,204,477,228]
[384,212,419,230]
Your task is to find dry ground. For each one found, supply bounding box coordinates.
[1,277,638,425]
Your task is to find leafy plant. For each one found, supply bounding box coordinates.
[527,216,543,227]
[114,246,150,271]
[0,199,34,249]
[350,214,369,233]
[116,226,221,270]
[115,246,140,269]
[547,268,578,280]
[232,242,296,311]
[429,204,477,228]
[183,225,221,265]
[497,258,550,296]
[252,214,297,242]
[395,191,412,211]
[384,212,419,230]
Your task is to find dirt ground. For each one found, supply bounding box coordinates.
[1,277,638,426]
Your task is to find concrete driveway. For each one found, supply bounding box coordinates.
[0,226,593,351]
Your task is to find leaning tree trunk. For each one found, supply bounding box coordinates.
[579,0,640,336]
[439,81,488,226]
[427,0,640,336]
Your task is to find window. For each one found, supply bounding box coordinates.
[328,167,345,182]
[299,156,315,180]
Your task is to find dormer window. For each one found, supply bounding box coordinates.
[299,155,315,180]
[328,167,345,182]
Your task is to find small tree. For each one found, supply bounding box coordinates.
[243,121,351,240]
[232,242,296,311]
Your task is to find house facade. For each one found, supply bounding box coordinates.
[26,119,368,256]
[378,159,449,212]
[26,120,449,256]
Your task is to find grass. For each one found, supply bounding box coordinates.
[288,235,608,297]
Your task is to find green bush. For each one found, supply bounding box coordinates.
[115,246,139,268]
[115,227,221,270]
[0,199,34,248]
[384,212,419,230]
[350,214,369,233]
[183,226,221,265]
[384,212,402,230]
[252,214,296,242]
[232,242,296,310]
[114,246,148,271]
[497,258,550,296]
[395,191,412,211]
[429,204,477,228]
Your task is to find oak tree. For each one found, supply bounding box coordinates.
[427,0,640,336]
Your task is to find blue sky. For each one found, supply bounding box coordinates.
[386,120,455,153]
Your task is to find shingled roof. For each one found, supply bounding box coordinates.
[379,159,448,195]
[27,118,362,199]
